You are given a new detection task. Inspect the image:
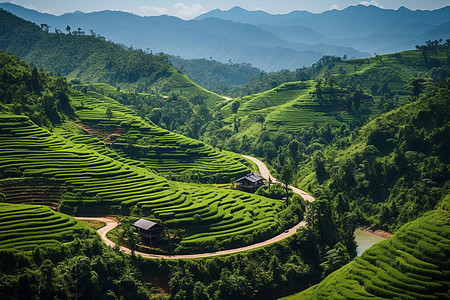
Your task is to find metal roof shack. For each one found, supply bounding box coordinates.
[132,219,164,245]
[234,171,264,193]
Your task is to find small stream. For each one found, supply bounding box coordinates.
[354,229,387,256]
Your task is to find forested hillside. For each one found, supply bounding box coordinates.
[297,78,449,233]
[207,46,450,164]
[0,8,221,104]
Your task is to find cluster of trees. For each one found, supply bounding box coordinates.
[0,237,158,300]
[0,50,72,127]
[416,39,450,66]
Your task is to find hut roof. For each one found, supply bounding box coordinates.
[234,172,263,183]
[133,219,163,230]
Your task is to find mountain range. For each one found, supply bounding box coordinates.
[0,3,448,71]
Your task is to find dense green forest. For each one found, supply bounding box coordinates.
[298,78,450,232]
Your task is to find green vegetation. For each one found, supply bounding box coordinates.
[0,49,302,254]
[0,235,158,299]
[170,56,261,94]
[298,78,450,232]
[284,196,450,299]
[0,8,222,104]
[0,203,94,251]
[0,113,301,253]
[64,87,252,182]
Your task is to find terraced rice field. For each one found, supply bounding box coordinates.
[0,203,92,251]
[69,90,251,181]
[0,114,293,250]
[284,199,450,299]
[222,80,373,134]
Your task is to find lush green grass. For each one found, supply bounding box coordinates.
[283,196,450,299]
[0,114,298,252]
[0,203,93,251]
[67,89,252,182]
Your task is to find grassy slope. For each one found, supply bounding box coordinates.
[66,88,252,181]
[220,49,449,139]
[0,203,94,251]
[0,114,296,252]
[283,196,450,299]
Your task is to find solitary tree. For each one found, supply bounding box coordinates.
[231,100,240,132]
[280,163,293,204]
[256,114,265,130]
[65,25,71,34]
[407,77,427,99]
[106,107,113,119]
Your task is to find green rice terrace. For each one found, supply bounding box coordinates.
[68,89,252,182]
[0,203,94,251]
[221,79,373,136]
[220,48,450,138]
[283,197,450,300]
[0,114,298,253]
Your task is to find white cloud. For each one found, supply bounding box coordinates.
[359,0,384,8]
[331,4,340,10]
[138,6,168,16]
[173,3,206,19]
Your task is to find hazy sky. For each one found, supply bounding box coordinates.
[4,0,449,19]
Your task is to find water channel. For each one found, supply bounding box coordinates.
[354,229,388,256]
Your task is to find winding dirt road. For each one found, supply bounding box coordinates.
[242,155,315,202]
[76,155,314,259]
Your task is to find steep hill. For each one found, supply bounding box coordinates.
[0,8,222,105]
[283,196,450,299]
[298,77,450,232]
[215,47,450,141]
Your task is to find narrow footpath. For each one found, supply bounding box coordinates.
[76,155,315,259]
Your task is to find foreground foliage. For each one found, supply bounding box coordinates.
[284,196,450,299]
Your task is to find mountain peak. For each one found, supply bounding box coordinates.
[229,6,247,12]
[397,6,411,12]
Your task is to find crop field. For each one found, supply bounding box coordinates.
[222,80,373,135]
[284,198,450,299]
[0,114,294,251]
[0,203,92,251]
[69,90,252,182]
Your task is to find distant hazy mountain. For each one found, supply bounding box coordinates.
[0,3,367,71]
[1,3,448,71]
[197,5,450,53]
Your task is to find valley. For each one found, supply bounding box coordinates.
[0,2,449,300]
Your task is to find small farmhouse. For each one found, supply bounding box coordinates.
[234,171,264,193]
[132,219,164,245]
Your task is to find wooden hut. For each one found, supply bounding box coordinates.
[132,219,164,245]
[234,171,264,193]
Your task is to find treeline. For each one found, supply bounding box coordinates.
[221,56,344,97]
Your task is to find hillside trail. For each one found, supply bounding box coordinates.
[76,155,315,259]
